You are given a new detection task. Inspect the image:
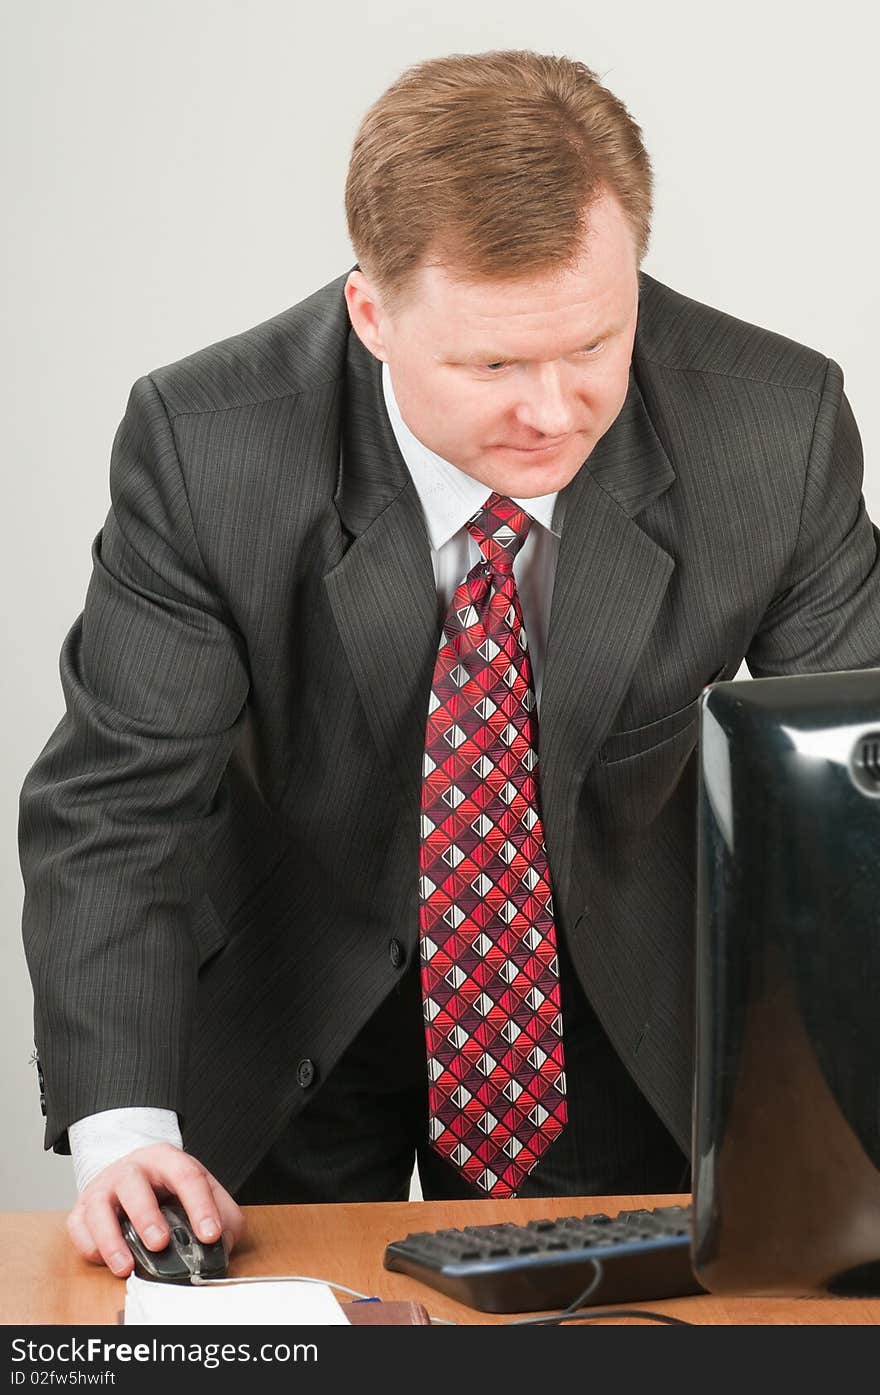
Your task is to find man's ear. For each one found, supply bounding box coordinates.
[344,270,389,363]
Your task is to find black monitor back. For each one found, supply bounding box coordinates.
[692,667,880,1295]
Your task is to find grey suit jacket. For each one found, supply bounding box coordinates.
[19,266,880,1194]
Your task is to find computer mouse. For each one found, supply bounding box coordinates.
[120,1200,229,1283]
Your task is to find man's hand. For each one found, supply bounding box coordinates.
[66,1143,246,1277]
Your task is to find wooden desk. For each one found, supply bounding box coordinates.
[2,1195,878,1325]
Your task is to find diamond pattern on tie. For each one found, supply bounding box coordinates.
[418,491,567,1198]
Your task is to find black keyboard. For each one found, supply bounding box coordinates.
[384,1204,703,1314]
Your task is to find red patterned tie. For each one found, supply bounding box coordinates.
[418,491,568,1197]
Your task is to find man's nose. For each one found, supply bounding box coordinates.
[513,365,578,438]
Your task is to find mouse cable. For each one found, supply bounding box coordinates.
[190,1272,458,1325]
[191,1273,373,1299]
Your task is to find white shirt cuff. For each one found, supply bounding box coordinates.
[68,1107,183,1193]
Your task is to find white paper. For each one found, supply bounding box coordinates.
[124,1275,351,1325]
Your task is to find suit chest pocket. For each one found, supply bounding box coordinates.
[595,663,726,766]
[585,717,701,834]
[192,893,229,968]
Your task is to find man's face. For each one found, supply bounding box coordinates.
[344,189,640,498]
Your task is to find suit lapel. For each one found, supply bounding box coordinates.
[323,331,441,797]
[324,318,678,925]
[537,367,677,918]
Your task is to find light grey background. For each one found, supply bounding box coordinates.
[2,0,877,1213]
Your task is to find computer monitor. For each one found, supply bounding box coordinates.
[692,667,880,1296]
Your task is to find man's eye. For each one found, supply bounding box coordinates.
[482,342,603,372]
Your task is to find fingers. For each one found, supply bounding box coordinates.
[72,1181,137,1277]
[150,1152,225,1247]
[143,1152,247,1252]
[153,1162,247,1254]
[204,1171,248,1251]
[66,1204,102,1266]
[115,1166,174,1254]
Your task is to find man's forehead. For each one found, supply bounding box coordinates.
[416,257,602,313]
[425,256,625,308]
[414,256,635,351]
[418,265,636,363]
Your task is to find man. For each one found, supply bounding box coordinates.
[19,50,880,1278]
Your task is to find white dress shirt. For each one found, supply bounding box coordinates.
[68,359,565,1191]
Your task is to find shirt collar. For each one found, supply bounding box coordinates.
[381,360,563,551]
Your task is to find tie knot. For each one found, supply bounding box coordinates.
[465,492,532,572]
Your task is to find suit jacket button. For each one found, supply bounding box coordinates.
[389,938,405,969]
[39,1094,46,1117]
[297,1059,316,1089]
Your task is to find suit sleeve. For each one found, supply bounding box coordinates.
[746,358,880,676]
[19,374,250,1154]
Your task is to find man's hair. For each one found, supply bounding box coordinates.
[344,49,653,317]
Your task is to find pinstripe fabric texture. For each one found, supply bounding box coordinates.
[19,266,880,1195]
